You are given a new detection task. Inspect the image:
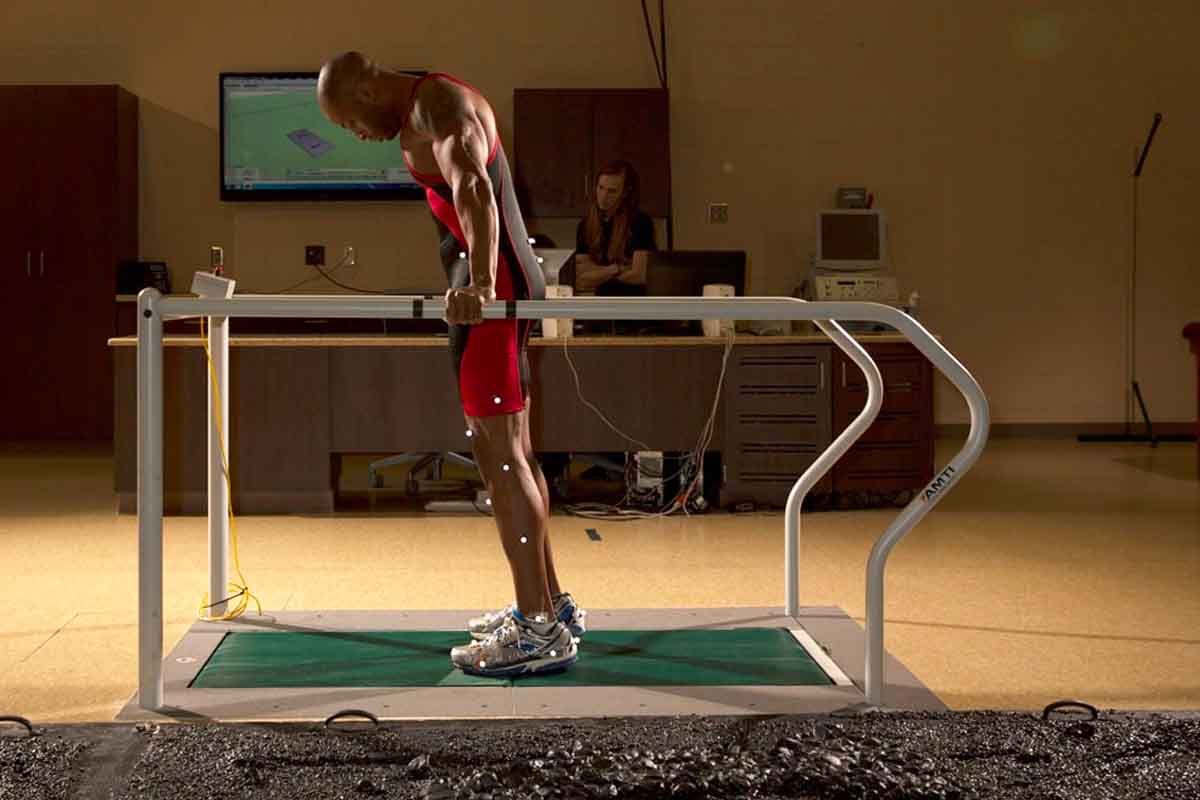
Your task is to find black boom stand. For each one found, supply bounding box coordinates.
[1078,113,1190,446]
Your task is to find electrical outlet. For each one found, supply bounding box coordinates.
[708,203,729,224]
[344,246,356,266]
[305,245,325,266]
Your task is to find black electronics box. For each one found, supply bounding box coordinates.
[117,261,171,295]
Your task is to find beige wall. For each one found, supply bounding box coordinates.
[2,1,1196,425]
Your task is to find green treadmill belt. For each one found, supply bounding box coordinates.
[190,629,834,688]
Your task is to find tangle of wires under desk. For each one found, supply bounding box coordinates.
[559,327,736,521]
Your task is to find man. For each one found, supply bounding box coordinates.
[573,161,657,295]
[316,52,585,677]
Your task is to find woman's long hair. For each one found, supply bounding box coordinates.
[583,160,641,265]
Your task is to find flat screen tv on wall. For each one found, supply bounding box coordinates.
[220,71,426,201]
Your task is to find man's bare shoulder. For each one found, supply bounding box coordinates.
[410,76,476,139]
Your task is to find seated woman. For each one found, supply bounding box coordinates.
[570,161,662,482]
[574,160,657,299]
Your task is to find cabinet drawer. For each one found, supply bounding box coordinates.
[727,411,826,444]
[727,345,830,416]
[840,391,921,417]
[835,444,926,477]
[834,411,923,444]
[839,358,923,391]
[840,381,923,414]
[732,440,824,475]
[733,385,827,415]
[726,447,830,501]
[732,347,827,379]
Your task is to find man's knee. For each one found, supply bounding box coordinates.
[466,415,526,476]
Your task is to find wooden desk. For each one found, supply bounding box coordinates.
[107,334,935,514]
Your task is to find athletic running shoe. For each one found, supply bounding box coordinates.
[451,613,577,677]
[467,592,587,640]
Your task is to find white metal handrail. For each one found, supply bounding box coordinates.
[136,289,989,711]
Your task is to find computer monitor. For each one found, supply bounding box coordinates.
[220,72,427,201]
[645,250,747,297]
[815,209,888,272]
[644,250,747,335]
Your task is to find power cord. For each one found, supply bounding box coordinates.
[306,260,395,295]
[559,327,735,520]
[191,251,380,619]
[265,251,401,296]
[196,315,264,622]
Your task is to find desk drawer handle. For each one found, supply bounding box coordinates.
[39,251,44,278]
[819,363,825,391]
[26,252,31,278]
[841,362,847,388]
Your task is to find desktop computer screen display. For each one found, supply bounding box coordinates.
[645,250,747,297]
[220,72,426,201]
[816,210,887,271]
[643,251,747,335]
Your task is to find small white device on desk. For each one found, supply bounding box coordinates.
[808,275,899,303]
[798,207,916,332]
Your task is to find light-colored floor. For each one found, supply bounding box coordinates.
[0,438,1196,722]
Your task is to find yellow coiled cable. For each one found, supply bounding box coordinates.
[196,315,263,621]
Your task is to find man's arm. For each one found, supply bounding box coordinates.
[422,84,498,298]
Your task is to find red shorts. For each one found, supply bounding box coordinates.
[451,253,534,418]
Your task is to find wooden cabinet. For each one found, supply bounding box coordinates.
[0,85,138,441]
[0,87,41,436]
[717,340,935,509]
[721,345,833,506]
[831,342,935,505]
[514,89,670,218]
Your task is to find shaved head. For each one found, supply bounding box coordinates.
[316,51,413,143]
[317,51,374,113]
